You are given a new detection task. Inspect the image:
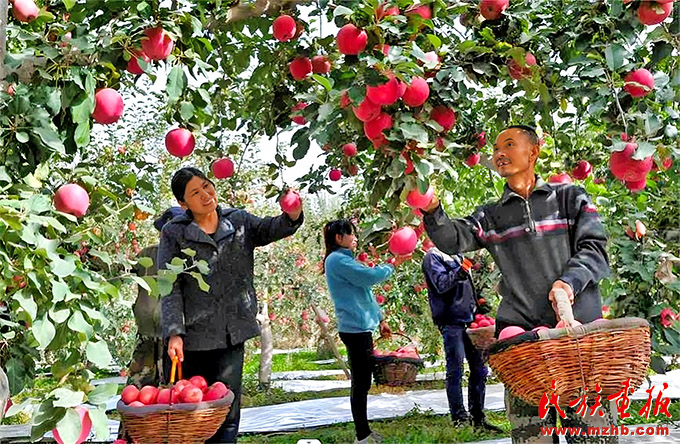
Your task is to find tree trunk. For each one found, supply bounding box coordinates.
[257,297,274,390]
[310,301,350,379]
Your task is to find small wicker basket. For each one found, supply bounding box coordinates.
[118,357,233,444]
[373,333,424,387]
[488,289,651,406]
[466,325,497,358]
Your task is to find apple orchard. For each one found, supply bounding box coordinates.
[1,0,680,440]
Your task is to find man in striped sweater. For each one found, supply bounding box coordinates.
[422,125,618,443]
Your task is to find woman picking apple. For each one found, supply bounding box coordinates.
[322,219,408,444]
[159,167,303,443]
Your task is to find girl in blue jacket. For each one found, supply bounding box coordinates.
[323,219,406,444]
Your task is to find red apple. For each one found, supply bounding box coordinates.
[637,1,673,26]
[572,160,593,180]
[189,376,209,393]
[364,112,393,140]
[625,178,647,192]
[342,143,358,157]
[389,227,418,255]
[508,53,537,80]
[401,77,430,107]
[624,68,655,98]
[661,157,673,170]
[11,0,39,23]
[92,88,124,124]
[329,169,342,181]
[54,184,90,218]
[376,294,386,305]
[165,128,195,157]
[311,55,332,74]
[290,102,308,125]
[352,98,382,122]
[280,190,302,213]
[289,57,312,81]
[156,388,172,404]
[127,49,150,75]
[499,326,525,340]
[203,382,229,401]
[128,401,146,408]
[609,142,653,182]
[53,406,91,444]
[337,24,368,55]
[213,158,235,179]
[366,75,401,106]
[430,106,456,132]
[138,385,159,405]
[340,90,352,108]
[121,385,140,405]
[141,27,174,61]
[272,15,297,41]
[406,186,434,209]
[480,0,509,20]
[406,4,432,19]
[358,252,368,262]
[549,173,573,184]
[465,153,481,167]
[179,386,203,403]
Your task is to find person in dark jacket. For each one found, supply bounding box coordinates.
[158,167,303,443]
[422,247,501,432]
[421,125,617,443]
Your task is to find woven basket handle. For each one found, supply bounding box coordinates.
[554,288,575,325]
[169,356,183,384]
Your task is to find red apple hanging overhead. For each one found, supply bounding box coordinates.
[141,27,174,61]
[337,24,368,55]
[165,128,196,158]
[213,158,235,179]
[624,68,655,98]
[272,15,297,41]
[401,77,430,107]
[11,0,39,23]
[389,227,418,255]
[54,184,90,218]
[92,88,124,124]
[289,57,312,81]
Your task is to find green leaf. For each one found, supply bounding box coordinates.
[87,383,118,406]
[33,126,65,154]
[52,280,72,303]
[400,123,429,144]
[15,290,37,321]
[31,401,65,442]
[414,159,434,178]
[180,101,195,121]
[63,0,76,10]
[5,398,33,418]
[142,276,159,297]
[86,341,112,369]
[67,310,93,337]
[32,316,56,350]
[167,66,187,105]
[89,407,109,440]
[189,272,210,292]
[196,260,210,275]
[333,5,354,17]
[50,256,77,278]
[74,121,91,148]
[55,407,83,444]
[131,275,151,292]
[138,257,154,268]
[604,44,626,71]
[16,131,29,143]
[181,248,196,258]
[311,74,332,91]
[51,388,85,408]
[633,141,656,160]
[49,307,70,324]
[157,274,175,297]
[426,34,441,49]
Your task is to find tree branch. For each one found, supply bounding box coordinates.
[219,0,311,27]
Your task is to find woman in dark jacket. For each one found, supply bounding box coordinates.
[158,167,303,443]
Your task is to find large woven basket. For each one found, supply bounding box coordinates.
[373,333,424,387]
[118,357,233,443]
[488,290,650,406]
[117,393,234,444]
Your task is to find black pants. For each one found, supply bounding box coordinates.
[339,331,375,441]
[181,344,245,443]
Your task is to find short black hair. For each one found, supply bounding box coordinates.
[171,167,214,202]
[504,125,539,146]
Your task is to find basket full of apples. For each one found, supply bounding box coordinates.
[487,289,651,407]
[373,333,424,387]
[117,357,234,444]
[466,313,497,355]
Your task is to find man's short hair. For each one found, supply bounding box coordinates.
[504,124,539,146]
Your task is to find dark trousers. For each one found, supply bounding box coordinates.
[440,324,488,422]
[182,344,245,443]
[339,331,375,441]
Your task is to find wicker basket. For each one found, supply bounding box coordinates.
[488,290,650,406]
[118,358,233,444]
[373,333,424,387]
[466,325,497,357]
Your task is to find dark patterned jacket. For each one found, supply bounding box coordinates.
[158,206,303,350]
[424,177,609,332]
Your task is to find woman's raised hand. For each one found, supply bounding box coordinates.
[168,335,184,362]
